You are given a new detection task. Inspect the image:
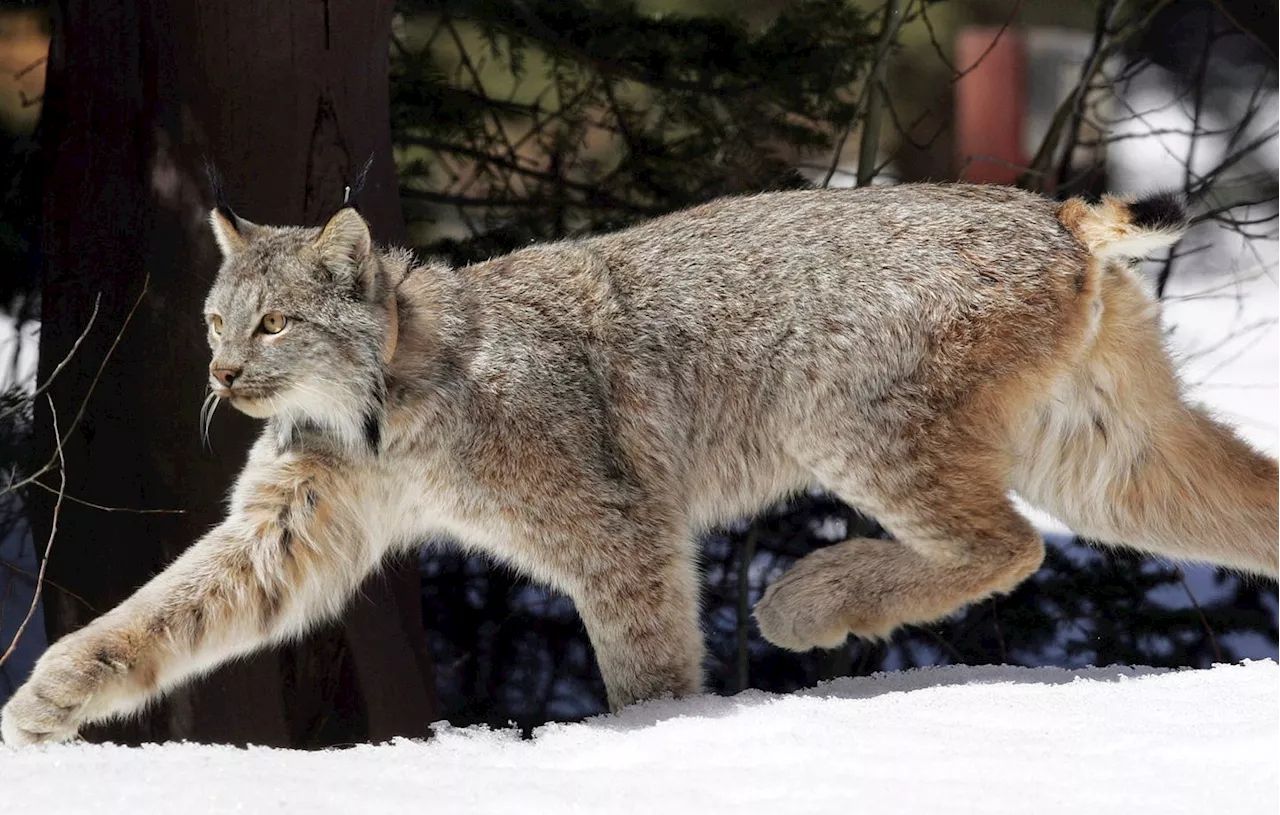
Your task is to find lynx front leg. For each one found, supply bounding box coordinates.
[568,538,704,711]
[1,459,381,746]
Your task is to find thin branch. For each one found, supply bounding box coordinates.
[822,0,912,188]
[3,274,150,497]
[926,0,1024,83]
[915,624,967,664]
[25,479,185,515]
[1174,567,1222,663]
[1207,0,1276,62]
[879,0,1023,170]
[820,117,860,189]
[735,524,759,693]
[32,293,101,399]
[0,558,101,615]
[1017,0,1182,192]
[857,0,907,187]
[441,15,525,203]
[990,597,1008,664]
[1192,195,1280,224]
[600,77,641,163]
[1157,29,1218,297]
[398,135,656,214]
[0,396,67,668]
[401,187,665,216]
[1021,0,1118,191]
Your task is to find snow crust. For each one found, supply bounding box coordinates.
[1,661,1275,814]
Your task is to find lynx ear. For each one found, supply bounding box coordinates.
[208,208,255,258]
[314,207,372,284]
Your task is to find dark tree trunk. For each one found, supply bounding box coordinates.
[33,0,437,747]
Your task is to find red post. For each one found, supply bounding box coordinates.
[955,26,1027,185]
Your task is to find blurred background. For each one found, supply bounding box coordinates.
[0,0,1275,745]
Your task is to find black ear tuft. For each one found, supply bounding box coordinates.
[204,159,239,228]
[1129,191,1188,232]
[343,153,376,212]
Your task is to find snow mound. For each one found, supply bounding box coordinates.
[1,661,1276,814]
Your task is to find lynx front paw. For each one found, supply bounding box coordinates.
[1,632,129,746]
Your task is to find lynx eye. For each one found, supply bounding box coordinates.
[209,314,223,335]
[260,312,287,335]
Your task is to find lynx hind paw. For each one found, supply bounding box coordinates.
[754,575,855,652]
[754,546,902,651]
[1,636,127,746]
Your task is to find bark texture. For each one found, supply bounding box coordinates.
[34,0,436,746]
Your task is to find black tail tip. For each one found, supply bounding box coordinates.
[1129,191,1188,232]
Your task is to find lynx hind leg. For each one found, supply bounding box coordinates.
[755,471,1044,651]
[568,533,705,711]
[1011,265,1279,579]
[1015,388,1280,579]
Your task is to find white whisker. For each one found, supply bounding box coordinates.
[199,390,220,448]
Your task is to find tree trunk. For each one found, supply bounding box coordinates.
[33,0,437,747]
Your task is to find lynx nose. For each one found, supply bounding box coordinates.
[211,367,241,388]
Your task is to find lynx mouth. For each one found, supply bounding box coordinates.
[212,386,279,418]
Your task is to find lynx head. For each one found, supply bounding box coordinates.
[203,205,397,454]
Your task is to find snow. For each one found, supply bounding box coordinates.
[1,661,1275,814]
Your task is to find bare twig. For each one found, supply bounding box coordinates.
[990,597,1008,664]
[916,624,967,664]
[857,0,906,187]
[1156,34,1218,296]
[1019,0,1179,192]
[735,524,759,693]
[877,0,1024,171]
[0,558,101,615]
[922,0,1024,83]
[1174,567,1223,663]
[4,274,150,497]
[25,479,185,515]
[32,293,100,399]
[0,396,67,668]
[398,135,656,214]
[1206,0,1275,62]
[1020,0,1122,192]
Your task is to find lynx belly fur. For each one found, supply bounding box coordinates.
[4,184,1276,745]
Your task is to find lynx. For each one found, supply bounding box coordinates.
[3,184,1276,746]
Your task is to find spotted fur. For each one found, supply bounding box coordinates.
[4,183,1275,745]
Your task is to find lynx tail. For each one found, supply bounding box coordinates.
[1057,191,1188,260]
